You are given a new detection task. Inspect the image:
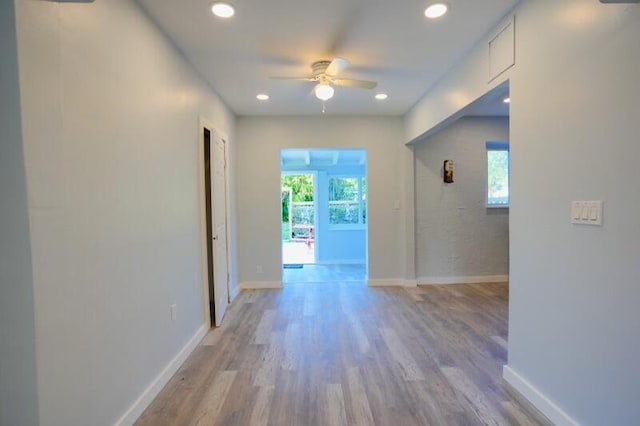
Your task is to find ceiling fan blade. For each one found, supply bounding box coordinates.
[270,76,316,81]
[333,79,378,89]
[325,57,350,77]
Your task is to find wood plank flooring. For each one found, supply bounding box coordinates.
[282,264,367,283]
[136,282,548,426]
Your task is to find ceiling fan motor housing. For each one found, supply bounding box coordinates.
[311,61,332,78]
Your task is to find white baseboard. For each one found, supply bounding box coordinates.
[368,278,416,287]
[503,365,578,426]
[240,281,283,290]
[403,279,418,287]
[115,324,208,426]
[229,282,241,301]
[417,275,509,285]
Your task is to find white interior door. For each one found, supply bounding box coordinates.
[210,131,229,326]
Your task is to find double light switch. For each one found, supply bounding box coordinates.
[571,201,603,226]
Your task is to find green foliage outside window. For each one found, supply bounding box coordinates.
[487,147,509,206]
[329,177,366,226]
[281,175,314,222]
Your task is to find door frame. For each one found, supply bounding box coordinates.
[197,117,231,328]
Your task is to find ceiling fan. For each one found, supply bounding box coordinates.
[271,57,377,101]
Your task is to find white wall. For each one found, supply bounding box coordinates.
[14,1,236,424]
[508,2,640,425]
[0,1,39,424]
[405,12,514,143]
[414,117,509,283]
[407,1,640,424]
[237,116,408,286]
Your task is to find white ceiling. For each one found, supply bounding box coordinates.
[137,0,519,116]
[281,149,366,169]
[463,81,510,117]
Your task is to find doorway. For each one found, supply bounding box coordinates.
[280,149,368,284]
[281,172,316,265]
[201,126,230,327]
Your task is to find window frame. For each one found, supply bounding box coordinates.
[328,175,367,230]
[486,141,510,208]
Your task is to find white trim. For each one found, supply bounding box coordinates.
[503,366,578,426]
[367,278,415,287]
[229,283,241,301]
[313,171,319,264]
[403,279,418,287]
[327,175,367,228]
[486,140,511,208]
[197,118,212,328]
[115,324,208,426]
[240,281,284,290]
[198,118,233,327]
[417,275,509,285]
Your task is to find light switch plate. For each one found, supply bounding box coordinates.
[581,203,590,220]
[572,203,581,220]
[572,201,603,226]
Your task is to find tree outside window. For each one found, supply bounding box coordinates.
[486,142,509,207]
[329,176,366,226]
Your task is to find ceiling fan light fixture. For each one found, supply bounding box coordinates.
[211,2,235,18]
[375,93,388,100]
[315,83,334,101]
[425,3,448,19]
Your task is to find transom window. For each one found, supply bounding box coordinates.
[328,176,367,227]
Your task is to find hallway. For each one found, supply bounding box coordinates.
[136,282,545,425]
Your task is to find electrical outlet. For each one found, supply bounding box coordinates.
[170,304,177,321]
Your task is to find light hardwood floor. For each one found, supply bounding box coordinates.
[283,264,366,283]
[136,282,548,426]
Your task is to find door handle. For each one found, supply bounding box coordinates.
[213,235,218,241]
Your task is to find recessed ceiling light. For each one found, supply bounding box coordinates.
[256,94,269,101]
[503,97,511,104]
[375,93,388,100]
[211,2,235,18]
[425,3,448,19]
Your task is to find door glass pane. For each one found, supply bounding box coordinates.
[329,177,360,225]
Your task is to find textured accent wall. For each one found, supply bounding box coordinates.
[414,116,509,281]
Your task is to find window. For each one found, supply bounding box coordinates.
[486,142,510,207]
[328,176,366,227]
